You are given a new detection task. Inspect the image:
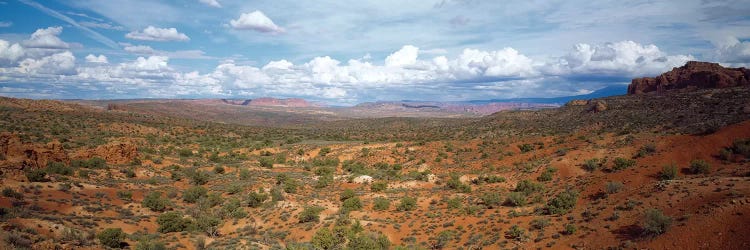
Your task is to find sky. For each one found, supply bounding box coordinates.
[0,0,749,105]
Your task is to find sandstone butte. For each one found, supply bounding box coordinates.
[628,61,750,94]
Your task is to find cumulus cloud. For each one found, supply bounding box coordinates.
[18,51,76,75]
[0,40,25,66]
[714,36,750,63]
[385,45,419,67]
[230,11,284,33]
[21,26,69,49]
[199,0,221,8]
[85,54,108,63]
[126,26,190,42]
[543,41,694,77]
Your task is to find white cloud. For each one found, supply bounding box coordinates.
[124,56,170,71]
[85,54,108,63]
[230,11,284,33]
[124,45,156,54]
[79,21,125,31]
[385,45,419,67]
[125,26,190,42]
[199,0,221,8]
[123,44,213,59]
[0,40,25,66]
[714,36,750,63]
[544,41,694,77]
[0,21,11,27]
[21,26,69,49]
[18,51,76,75]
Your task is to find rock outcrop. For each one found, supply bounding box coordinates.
[628,61,750,95]
[0,132,68,170]
[72,141,139,165]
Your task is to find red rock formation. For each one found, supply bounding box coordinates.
[628,61,750,94]
[72,141,139,165]
[0,132,68,170]
[248,97,319,107]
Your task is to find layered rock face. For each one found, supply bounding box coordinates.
[628,61,750,94]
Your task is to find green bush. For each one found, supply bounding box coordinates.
[46,161,73,176]
[613,157,636,171]
[97,228,125,248]
[346,232,390,250]
[504,192,527,207]
[195,214,221,236]
[342,197,363,212]
[259,157,274,168]
[373,197,390,211]
[446,197,462,209]
[634,143,657,158]
[299,206,324,223]
[605,181,624,194]
[642,208,672,236]
[582,158,603,172]
[514,179,543,195]
[730,139,750,158]
[659,164,678,180]
[186,168,210,185]
[396,197,417,212]
[545,189,579,215]
[563,224,577,235]
[370,182,387,192]
[530,218,550,230]
[213,165,225,174]
[117,190,133,201]
[135,238,166,250]
[505,225,526,241]
[518,144,534,153]
[312,228,335,250]
[25,169,48,182]
[239,168,251,180]
[480,192,502,208]
[156,211,189,233]
[446,174,471,193]
[121,168,136,178]
[689,159,710,174]
[72,157,107,169]
[315,174,333,188]
[2,188,22,199]
[183,186,208,203]
[340,189,356,201]
[142,191,169,212]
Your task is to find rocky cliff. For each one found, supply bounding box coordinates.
[628,61,750,94]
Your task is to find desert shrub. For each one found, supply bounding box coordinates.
[433,230,454,249]
[530,218,550,230]
[505,225,527,241]
[504,192,527,207]
[315,173,333,188]
[239,168,251,180]
[25,169,48,182]
[178,149,193,157]
[135,238,166,250]
[605,181,624,194]
[156,211,189,233]
[342,197,363,213]
[71,157,107,169]
[634,143,657,158]
[346,232,390,250]
[659,164,678,180]
[373,197,390,211]
[312,228,335,250]
[183,186,208,203]
[446,174,471,193]
[689,159,710,174]
[537,167,556,182]
[446,197,462,209]
[121,168,136,178]
[78,169,92,178]
[195,214,221,236]
[563,224,577,235]
[613,157,636,171]
[46,161,73,175]
[220,198,247,219]
[515,179,543,195]
[370,182,387,192]
[213,165,225,174]
[259,157,274,168]
[97,228,125,248]
[582,158,603,172]
[299,206,324,223]
[185,169,210,185]
[642,208,672,236]
[142,191,169,212]
[730,139,750,158]
[397,197,417,211]
[271,186,284,201]
[518,144,534,153]
[545,189,579,215]
[319,147,332,156]
[340,189,356,201]
[117,190,133,201]
[283,179,300,194]
[480,192,502,208]
[2,188,22,199]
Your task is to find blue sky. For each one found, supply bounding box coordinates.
[0,0,749,105]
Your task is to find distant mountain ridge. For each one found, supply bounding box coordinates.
[218,97,321,107]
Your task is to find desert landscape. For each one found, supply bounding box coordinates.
[2,1,750,249]
[0,61,749,249]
